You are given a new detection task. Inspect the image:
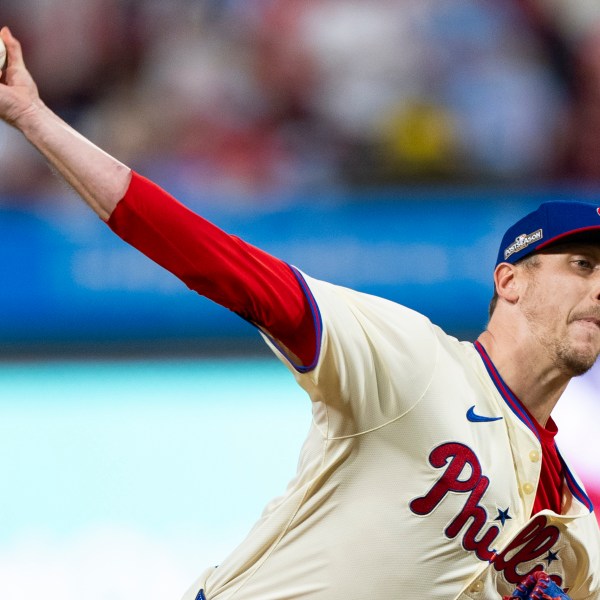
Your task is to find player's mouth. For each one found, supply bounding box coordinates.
[572,316,600,332]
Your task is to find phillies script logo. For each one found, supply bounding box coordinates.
[409,443,562,585]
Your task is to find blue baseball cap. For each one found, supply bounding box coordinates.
[496,201,600,267]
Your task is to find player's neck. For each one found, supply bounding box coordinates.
[476,328,570,427]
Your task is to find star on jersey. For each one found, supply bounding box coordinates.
[494,507,512,527]
[545,549,559,566]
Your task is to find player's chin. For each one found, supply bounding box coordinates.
[571,322,600,347]
[558,339,599,376]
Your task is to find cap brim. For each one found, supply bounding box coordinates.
[535,226,600,251]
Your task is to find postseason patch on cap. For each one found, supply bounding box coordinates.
[503,229,543,260]
[495,201,600,267]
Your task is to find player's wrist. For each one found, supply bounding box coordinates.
[14,97,50,135]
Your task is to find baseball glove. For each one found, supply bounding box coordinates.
[503,571,571,600]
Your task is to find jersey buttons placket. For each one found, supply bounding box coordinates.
[522,482,535,495]
[469,580,484,594]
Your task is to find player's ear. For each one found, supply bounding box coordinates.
[494,263,519,305]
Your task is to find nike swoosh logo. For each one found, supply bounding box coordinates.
[466,405,503,423]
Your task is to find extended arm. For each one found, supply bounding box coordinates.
[0,26,317,366]
[108,172,318,366]
[0,27,129,220]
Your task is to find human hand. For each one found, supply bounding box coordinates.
[0,26,44,128]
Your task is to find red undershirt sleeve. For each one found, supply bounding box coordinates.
[106,171,317,367]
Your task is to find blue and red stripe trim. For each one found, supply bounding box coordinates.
[558,449,595,512]
[474,341,594,513]
[474,341,540,440]
[258,265,322,373]
[287,265,323,373]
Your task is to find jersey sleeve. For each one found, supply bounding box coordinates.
[262,272,441,437]
[106,171,317,365]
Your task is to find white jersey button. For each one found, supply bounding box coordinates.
[529,450,540,462]
[469,580,484,593]
[522,482,535,495]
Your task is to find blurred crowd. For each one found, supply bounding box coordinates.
[2,0,600,203]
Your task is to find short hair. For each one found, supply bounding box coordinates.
[488,253,541,320]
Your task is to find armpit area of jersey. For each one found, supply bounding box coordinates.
[107,171,317,366]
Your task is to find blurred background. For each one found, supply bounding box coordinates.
[0,0,599,598]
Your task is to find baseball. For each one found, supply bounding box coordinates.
[0,37,6,69]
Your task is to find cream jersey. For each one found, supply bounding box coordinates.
[182,271,600,600]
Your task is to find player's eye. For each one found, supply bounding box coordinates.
[571,258,595,270]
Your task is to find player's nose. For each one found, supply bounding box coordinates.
[593,273,600,303]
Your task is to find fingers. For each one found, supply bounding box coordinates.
[0,26,25,69]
